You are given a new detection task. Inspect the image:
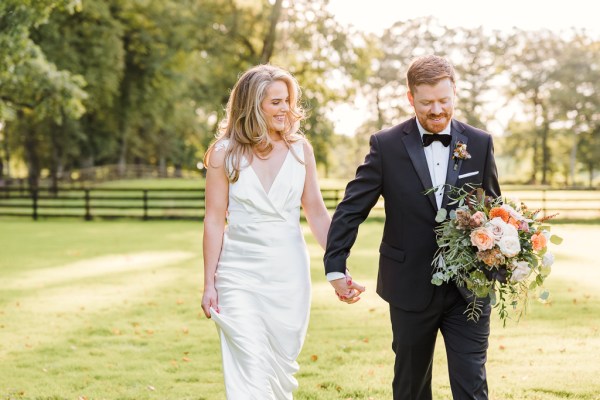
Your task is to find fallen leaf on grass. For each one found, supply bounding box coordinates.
[182,357,191,362]
[310,355,318,362]
[147,385,156,391]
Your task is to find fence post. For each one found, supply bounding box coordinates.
[84,189,92,221]
[542,189,547,218]
[32,189,38,220]
[143,190,148,221]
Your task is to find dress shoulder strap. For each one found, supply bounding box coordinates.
[290,139,305,163]
[214,138,230,153]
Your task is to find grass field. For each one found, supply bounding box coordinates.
[0,219,599,399]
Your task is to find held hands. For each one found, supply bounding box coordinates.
[201,286,219,318]
[330,272,366,304]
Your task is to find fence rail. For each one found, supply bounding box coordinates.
[0,187,598,221]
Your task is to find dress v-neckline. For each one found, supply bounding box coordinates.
[248,149,291,196]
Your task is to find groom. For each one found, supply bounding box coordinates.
[324,55,501,399]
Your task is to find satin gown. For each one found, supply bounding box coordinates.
[210,140,311,399]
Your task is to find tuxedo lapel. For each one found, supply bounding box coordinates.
[401,120,437,211]
[442,121,468,209]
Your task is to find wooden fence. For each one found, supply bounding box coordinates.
[0,187,598,221]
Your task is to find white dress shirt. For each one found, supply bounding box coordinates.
[326,119,452,282]
[417,118,451,210]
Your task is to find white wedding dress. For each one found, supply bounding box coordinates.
[210,140,311,399]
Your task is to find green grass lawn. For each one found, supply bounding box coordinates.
[0,220,599,399]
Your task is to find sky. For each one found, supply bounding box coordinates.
[325,0,600,135]
[326,0,599,38]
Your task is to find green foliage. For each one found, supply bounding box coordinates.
[1,2,599,188]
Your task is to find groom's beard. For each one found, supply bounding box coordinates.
[420,111,452,134]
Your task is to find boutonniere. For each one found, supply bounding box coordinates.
[452,141,471,170]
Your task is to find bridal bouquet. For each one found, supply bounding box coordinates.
[428,185,562,324]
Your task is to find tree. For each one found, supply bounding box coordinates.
[501,29,565,185]
[549,32,600,187]
[0,0,87,187]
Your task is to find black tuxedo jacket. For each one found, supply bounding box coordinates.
[324,117,501,311]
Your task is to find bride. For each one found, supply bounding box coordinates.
[200,64,363,399]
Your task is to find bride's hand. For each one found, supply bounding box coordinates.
[201,286,219,318]
[330,273,366,304]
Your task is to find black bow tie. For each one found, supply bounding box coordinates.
[422,133,452,147]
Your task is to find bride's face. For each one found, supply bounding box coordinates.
[261,80,290,135]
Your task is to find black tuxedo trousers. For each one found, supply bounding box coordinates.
[390,283,491,400]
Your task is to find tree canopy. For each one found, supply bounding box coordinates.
[0,0,598,187]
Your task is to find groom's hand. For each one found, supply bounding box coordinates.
[330,275,366,304]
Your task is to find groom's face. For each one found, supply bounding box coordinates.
[407,78,456,134]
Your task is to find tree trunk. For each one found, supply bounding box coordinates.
[118,132,128,177]
[541,119,550,185]
[376,90,384,131]
[2,128,10,179]
[529,94,541,184]
[260,0,284,64]
[23,128,40,190]
[569,134,577,187]
[174,163,182,178]
[158,155,167,178]
[50,124,62,194]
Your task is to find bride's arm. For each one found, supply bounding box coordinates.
[300,140,331,250]
[201,146,228,318]
[300,140,366,302]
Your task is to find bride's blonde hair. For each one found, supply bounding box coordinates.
[204,64,306,182]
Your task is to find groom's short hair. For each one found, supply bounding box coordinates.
[406,55,456,94]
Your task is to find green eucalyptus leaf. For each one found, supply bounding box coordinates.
[435,208,448,223]
[529,280,538,290]
[540,265,551,277]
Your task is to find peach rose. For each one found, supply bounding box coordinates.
[531,233,548,251]
[489,207,510,222]
[470,227,495,251]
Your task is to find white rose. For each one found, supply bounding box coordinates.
[498,235,521,257]
[486,217,508,241]
[503,222,519,238]
[511,260,532,282]
[542,252,554,267]
[542,230,551,240]
[501,204,521,219]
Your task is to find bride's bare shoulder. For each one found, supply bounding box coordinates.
[206,139,230,169]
